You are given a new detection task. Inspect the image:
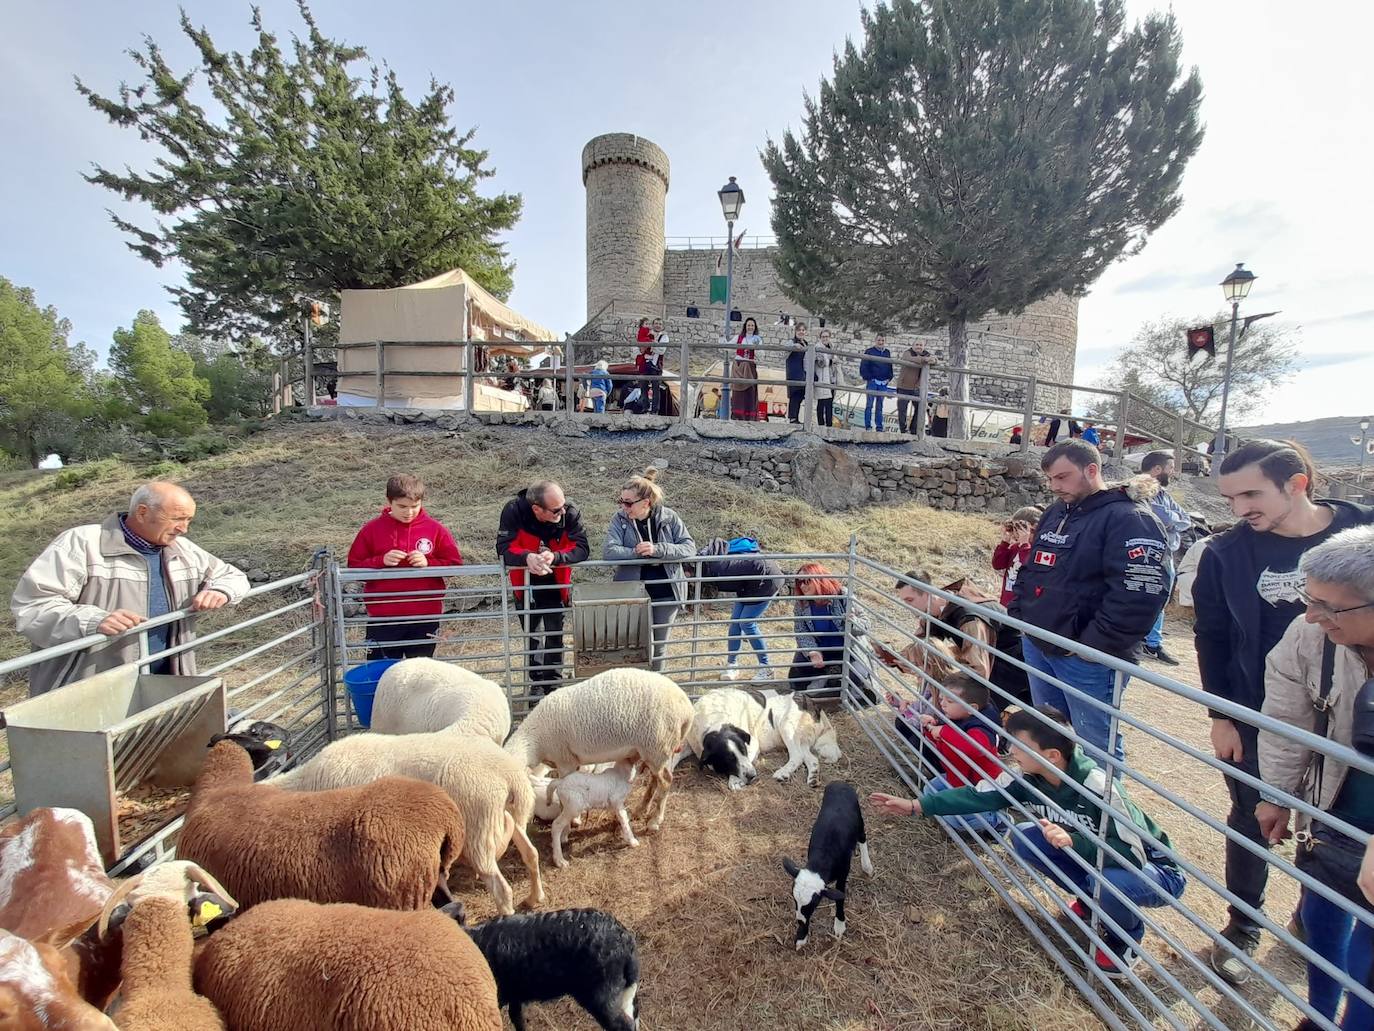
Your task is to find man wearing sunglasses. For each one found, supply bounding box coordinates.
[497,480,589,692]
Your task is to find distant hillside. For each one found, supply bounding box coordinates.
[1236,415,1373,468]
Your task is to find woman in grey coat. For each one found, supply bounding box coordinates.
[603,468,696,671]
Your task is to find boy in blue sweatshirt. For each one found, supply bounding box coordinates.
[871,705,1186,978]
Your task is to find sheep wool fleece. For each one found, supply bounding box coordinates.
[113,896,225,1031]
[178,742,464,911]
[194,901,502,1031]
[370,658,512,742]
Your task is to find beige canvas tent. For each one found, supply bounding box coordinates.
[336,270,558,409]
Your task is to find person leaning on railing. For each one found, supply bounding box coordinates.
[604,468,695,674]
[10,481,249,696]
[812,330,840,428]
[1255,525,1374,1031]
[788,561,876,703]
[1194,439,1374,986]
[870,704,1186,980]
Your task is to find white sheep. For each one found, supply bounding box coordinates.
[503,668,693,832]
[672,688,842,788]
[369,658,511,743]
[271,731,544,915]
[547,759,640,869]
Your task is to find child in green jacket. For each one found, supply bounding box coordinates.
[871,704,1186,978]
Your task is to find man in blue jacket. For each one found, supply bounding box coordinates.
[1009,440,1169,764]
[858,335,893,432]
[1193,438,1374,985]
[785,321,809,425]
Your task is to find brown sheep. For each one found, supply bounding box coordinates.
[110,897,223,1031]
[176,741,463,911]
[193,900,502,1031]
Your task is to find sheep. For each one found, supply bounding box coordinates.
[369,658,511,743]
[671,688,842,788]
[106,897,225,1031]
[448,906,639,1031]
[503,668,693,832]
[0,807,112,947]
[270,732,544,915]
[547,759,640,869]
[0,930,117,1031]
[782,781,873,950]
[206,721,292,781]
[192,899,503,1031]
[177,740,464,912]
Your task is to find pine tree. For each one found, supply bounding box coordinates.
[77,3,521,343]
[763,0,1203,437]
[109,311,212,436]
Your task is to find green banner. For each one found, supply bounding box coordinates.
[709,275,728,304]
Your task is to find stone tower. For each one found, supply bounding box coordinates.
[582,133,670,321]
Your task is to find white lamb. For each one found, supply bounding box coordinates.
[369,658,511,743]
[270,732,543,915]
[671,688,842,788]
[546,758,640,869]
[503,668,693,832]
[528,763,615,823]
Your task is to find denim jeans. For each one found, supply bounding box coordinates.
[864,382,886,430]
[927,774,1004,834]
[1145,567,1175,649]
[727,599,771,664]
[1013,822,1186,949]
[1022,634,1128,763]
[592,396,605,413]
[1300,885,1374,1028]
[896,388,919,434]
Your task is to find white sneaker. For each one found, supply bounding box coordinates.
[751,667,774,683]
[722,666,744,681]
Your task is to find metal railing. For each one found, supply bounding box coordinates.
[5,546,1367,1029]
[665,234,778,250]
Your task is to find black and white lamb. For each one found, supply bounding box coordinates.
[448,905,639,1031]
[782,781,874,950]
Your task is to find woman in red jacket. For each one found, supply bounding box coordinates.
[347,474,462,660]
[991,506,1041,606]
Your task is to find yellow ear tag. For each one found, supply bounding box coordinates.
[193,901,224,927]
[264,740,282,750]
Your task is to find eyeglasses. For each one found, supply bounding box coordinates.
[618,498,642,508]
[536,504,565,516]
[1296,585,1374,620]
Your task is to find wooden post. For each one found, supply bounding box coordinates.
[1020,374,1036,455]
[915,363,930,442]
[1117,390,1132,459]
[563,338,576,421]
[302,316,315,407]
[373,341,385,409]
[1174,411,1186,471]
[802,338,816,434]
[463,340,476,413]
[678,334,691,425]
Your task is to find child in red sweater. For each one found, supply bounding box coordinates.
[915,674,1007,833]
[347,474,462,660]
[991,505,1042,606]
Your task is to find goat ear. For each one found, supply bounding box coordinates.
[821,887,847,902]
[782,857,801,879]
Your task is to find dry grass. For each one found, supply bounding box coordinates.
[465,713,1103,1031]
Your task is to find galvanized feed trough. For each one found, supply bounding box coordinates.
[2,669,226,865]
[570,582,651,677]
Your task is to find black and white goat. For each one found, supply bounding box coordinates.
[445,904,639,1031]
[782,781,873,950]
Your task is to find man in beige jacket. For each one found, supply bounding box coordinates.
[10,481,249,696]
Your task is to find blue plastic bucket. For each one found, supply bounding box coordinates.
[343,659,398,728]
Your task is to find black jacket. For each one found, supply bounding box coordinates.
[495,490,590,597]
[695,539,783,599]
[1193,499,1374,717]
[1009,486,1169,659]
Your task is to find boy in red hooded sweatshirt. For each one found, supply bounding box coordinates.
[347,474,462,660]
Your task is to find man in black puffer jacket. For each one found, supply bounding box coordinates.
[1010,440,1169,764]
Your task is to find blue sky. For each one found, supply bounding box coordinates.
[3,0,1370,429]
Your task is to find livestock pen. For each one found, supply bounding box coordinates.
[0,548,1368,1031]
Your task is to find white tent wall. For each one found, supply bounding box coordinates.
[336,280,470,408]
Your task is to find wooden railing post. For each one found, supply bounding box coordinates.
[915,363,930,442]
[1117,390,1131,459]
[1020,374,1036,455]
[563,338,576,420]
[803,338,816,434]
[678,334,691,425]
[373,340,385,409]
[1174,411,1186,470]
[303,317,314,407]
[463,340,476,413]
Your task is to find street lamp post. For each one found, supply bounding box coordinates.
[716,177,744,420]
[1210,263,1256,480]
[1357,416,1371,495]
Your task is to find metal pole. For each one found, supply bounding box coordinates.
[563,338,575,421]
[1211,300,1240,481]
[915,363,930,442]
[1117,390,1131,460]
[303,315,315,407]
[1020,374,1036,456]
[1359,425,1369,491]
[678,332,691,426]
[1174,412,1186,474]
[718,219,735,421]
[803,337,816,434]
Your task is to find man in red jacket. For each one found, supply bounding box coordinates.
[347,474,462,660]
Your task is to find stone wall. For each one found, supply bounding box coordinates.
[583,134,670,321]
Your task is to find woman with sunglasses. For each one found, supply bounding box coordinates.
[604,468,696,672]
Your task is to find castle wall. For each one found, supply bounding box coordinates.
[583,134,670,321]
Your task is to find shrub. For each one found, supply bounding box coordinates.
[51,458,123,491]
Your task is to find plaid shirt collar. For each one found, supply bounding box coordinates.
[118,514,161,553]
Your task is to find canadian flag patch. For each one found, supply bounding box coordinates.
[1127,546,1145,560]
[1033,550,1057,567]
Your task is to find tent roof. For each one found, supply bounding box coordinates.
[404,269,558,343]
